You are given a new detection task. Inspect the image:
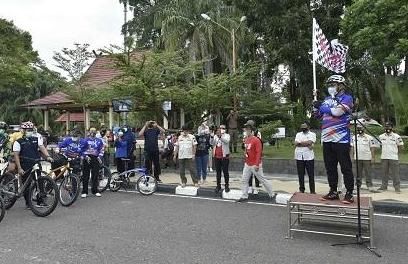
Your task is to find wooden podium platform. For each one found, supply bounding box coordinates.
[286,192,375,248]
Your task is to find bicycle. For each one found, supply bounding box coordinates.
[42,154,81,207]
[109,158,157,195]
[0,158,59,217]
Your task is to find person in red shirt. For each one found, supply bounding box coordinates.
[237,121,275,202]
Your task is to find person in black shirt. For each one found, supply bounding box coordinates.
[139,121,165,182]
[195,124,211,184]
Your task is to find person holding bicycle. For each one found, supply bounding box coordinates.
[80,127,104,198]
[58,129,83,174]
[12,121,53,208]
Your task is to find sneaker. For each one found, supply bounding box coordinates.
[253,188,259,195]
[236,197,248,203]
[248,187,253,194]
[215,186,221,194]
[342,191,354,204]
[320,191,339,201]
[95,193,101,197]
[203,180,207,185]
[209,168,213,173]
[81,194,87,198]
[225,186,230,193]
[200,180,204,185]
[181,183,186,188]
[156,179,162,183]
[194,183,199,187]
[269,192,277,201]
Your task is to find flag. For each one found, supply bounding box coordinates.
[313,18,348,73]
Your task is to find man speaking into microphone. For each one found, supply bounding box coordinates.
[313,75,354,204]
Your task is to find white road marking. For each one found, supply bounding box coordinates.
[119,189,408,219]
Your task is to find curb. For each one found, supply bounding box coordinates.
[141,183,408,215]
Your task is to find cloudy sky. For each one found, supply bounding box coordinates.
[0,0,128,73]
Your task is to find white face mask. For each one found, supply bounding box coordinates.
[26,132,33,138]
[123,128,128,133]
[118,132,124,137]
[72,137,79,142]
[328,86,337,97]
[220,129,226,134]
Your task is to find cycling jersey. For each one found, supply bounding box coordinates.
[58,137,83,158]
[81,137,104,158]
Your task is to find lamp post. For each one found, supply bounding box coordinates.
[201,14,246,110]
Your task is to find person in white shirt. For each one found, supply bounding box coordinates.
[294,123,316,194]
[378,122,404,193]
[173,125,198,187]
[350,126,376,191]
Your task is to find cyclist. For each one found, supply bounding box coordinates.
[58,129,83,174]
[13,121,53,208]
[80,127,104,198]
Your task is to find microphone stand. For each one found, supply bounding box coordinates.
[328,96,381,257]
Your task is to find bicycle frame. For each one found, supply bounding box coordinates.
[0,163,41,199]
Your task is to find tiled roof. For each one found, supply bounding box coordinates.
[55,112,85,122]
[24,91,73,107]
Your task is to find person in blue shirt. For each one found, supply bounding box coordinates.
[114,130,128,173]
[313,75,354,204]
[80,127,104,198]
[58,129,83,174]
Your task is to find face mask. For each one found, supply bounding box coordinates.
[118,132,124,137]
[386,129,392,134]
[243,131,247,137]
[302,128,308,133]
[328,86,337,97]
[220,129,226,134]
[72,137,79,142]
[357,130,363,134]
[26,132,33,138]
[123,128,128,132]
[183,131,188,136]
[96,132,102,138]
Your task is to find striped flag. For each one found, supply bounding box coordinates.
[313,18,348,73]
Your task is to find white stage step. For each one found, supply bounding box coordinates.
[276,193,293,205]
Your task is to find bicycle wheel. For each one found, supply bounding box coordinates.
[136,175,157,195]
[28,176,59,217]
[0,197,5,223]
[0,172,18,210]
[97,165,111,193]
[59,173,80,207]
[109,172,122,192]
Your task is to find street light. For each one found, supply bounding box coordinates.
[201,13,246,110]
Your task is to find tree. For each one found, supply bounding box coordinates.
[0,18,63,125]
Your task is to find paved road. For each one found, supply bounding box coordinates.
[0,192,407,264]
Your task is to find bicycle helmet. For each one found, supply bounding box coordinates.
[0,121,8,130]
[326,75,346,84]
[20,121,34,129]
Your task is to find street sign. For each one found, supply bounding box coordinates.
[273,127,286,138]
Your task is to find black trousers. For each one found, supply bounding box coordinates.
[323,142,354,192]
[82,156,100,194]
[21,162,42,206]
[296,159,315,193]
[215,158,229,188]
[116,158,126,173]
[145,150,161,179]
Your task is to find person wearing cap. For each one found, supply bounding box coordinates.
[243,120,262,194]
[313,75,354,204]
[226,110,239,153]
[294,122,316,194]
[213,124,231,193]
[173,125,199,187]
[237,121,275,202]
[13,121,53,208]
[378,122,403,193]
[80,127,104,198]
[350,125,376,191]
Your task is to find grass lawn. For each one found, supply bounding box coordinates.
[231,138,408,164]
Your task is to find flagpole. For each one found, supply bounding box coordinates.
[312,17,317,101]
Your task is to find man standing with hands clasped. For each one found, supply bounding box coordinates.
[350,125,376,191]
[294,122,316,194]
[237,121,275,202]
[378,122,403,193]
